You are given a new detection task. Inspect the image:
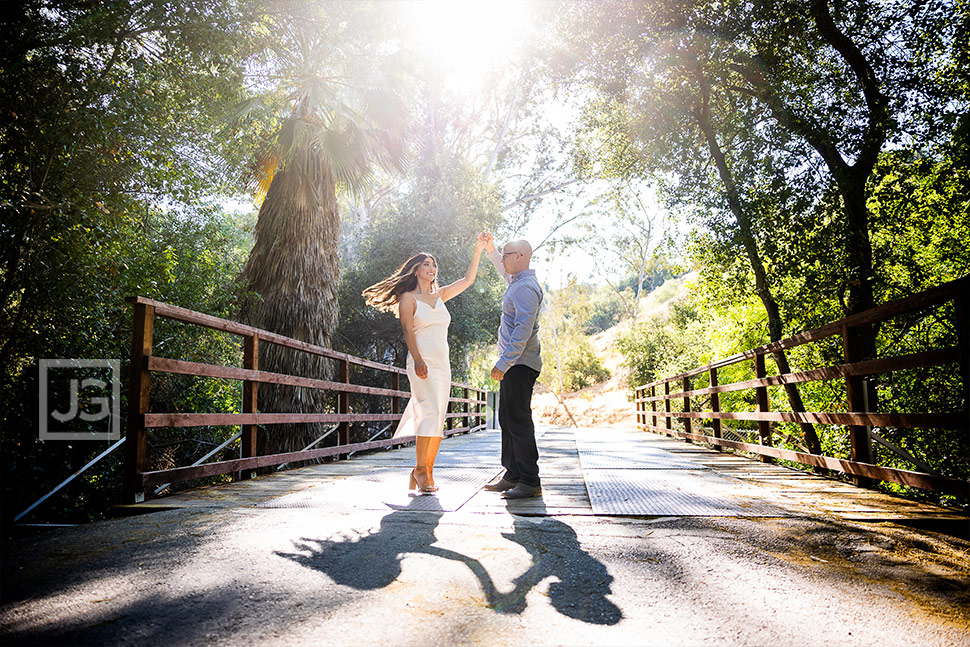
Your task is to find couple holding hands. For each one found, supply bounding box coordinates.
[362,232,543,500]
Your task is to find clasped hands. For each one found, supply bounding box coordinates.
[477,231,495,252]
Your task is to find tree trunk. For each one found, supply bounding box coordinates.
[694,66,823,455]
[240,151,341,456]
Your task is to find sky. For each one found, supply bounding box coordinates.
[397,0,674,288]
[227,0,675,290]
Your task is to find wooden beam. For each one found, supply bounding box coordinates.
[639,348,957,401]
[843,323,873,485]
[632,275,970,392]
[240,333,258,480]
[140,423,489,488]
[664,381,672,432]
[641,409,962,428]
[709,366,722,452]
[147,356,410,398]
[755,353,773,463]
[127,296,406,375]
[637,423,969,499]
[682,375,692,439]
[145,412,403,428]
[338,359,350,459]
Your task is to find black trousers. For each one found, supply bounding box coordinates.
[498,364,540,487]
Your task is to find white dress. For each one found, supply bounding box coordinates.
[394,296,452,438]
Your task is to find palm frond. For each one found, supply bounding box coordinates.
[251,150,281,206]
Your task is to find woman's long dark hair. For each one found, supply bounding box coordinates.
[362,253,439,314]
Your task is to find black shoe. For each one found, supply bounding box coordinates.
[484,477,517,492]
[501,483,542,499]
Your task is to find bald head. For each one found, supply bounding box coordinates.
[506,239,532,258]
[501,239,532,274]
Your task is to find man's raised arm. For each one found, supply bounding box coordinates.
[482,232,510,283]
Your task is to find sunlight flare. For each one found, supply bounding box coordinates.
[404,0,534,93]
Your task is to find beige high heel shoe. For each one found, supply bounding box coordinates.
[409,467,438,494]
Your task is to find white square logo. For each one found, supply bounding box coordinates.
[39,359,121,441]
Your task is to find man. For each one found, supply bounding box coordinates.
[481,234,543,499]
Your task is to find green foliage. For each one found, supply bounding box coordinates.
[2,206,254,524]
[619,283,767,390]
[560,337,611,391]
[337,150,505,389]
[583,286,627,334]
[539,278,612,393]
[0,0,267,525]
[617,149,969,501]
[868,152,970,296]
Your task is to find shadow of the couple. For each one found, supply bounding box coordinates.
[274,497,622,625]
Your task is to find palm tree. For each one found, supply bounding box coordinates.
[240,25,408,456]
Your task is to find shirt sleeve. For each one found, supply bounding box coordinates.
[495,283,542,373]
[486,248,510,284]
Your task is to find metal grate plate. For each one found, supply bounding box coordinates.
[583,469,787,517]
[576,448,701,470]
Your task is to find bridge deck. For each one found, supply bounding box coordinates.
[2,425,968,646]
[130,425,967,526]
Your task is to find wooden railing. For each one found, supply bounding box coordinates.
[124,296,486,502]
[634,276,969,498]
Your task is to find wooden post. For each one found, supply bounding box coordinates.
[956,296,969,428]
[391,373,401,419]
[682,376,692,441]
[634,388,639,428]
[338,359,350,459]
[634,388,641,429]
[124,302,154,503]
[464,387,470,433]
[709,366,722,452]
[651,385,657,429]
[478,389,485,429]
[642,388,648,430]
[637,389,649,431]
[754,353,773,463]
[640,388,647,429]
[473,389,479,429]
[842,324,872,484]
[664,381,672,434]
[240,333,258,480]
[446,388,454,432]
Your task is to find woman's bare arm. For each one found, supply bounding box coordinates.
[398,292,428,379]
[439,235,487,302]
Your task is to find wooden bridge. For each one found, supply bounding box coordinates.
[119,276,968,507]
[2,422,968,645]
[2,281,969,645]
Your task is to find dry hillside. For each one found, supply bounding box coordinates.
[532,323,636,426]
[532,272,694,427]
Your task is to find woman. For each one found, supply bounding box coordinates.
[362,234,487,493]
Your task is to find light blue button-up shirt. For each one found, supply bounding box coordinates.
[487,249,543,374]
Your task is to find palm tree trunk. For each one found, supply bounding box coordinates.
[240,150,342,456]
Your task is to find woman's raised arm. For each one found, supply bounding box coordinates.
[438,234,487,302]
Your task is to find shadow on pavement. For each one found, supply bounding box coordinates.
[276,497,622,625]
[494,517,622,625]
[2,589,258,646]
